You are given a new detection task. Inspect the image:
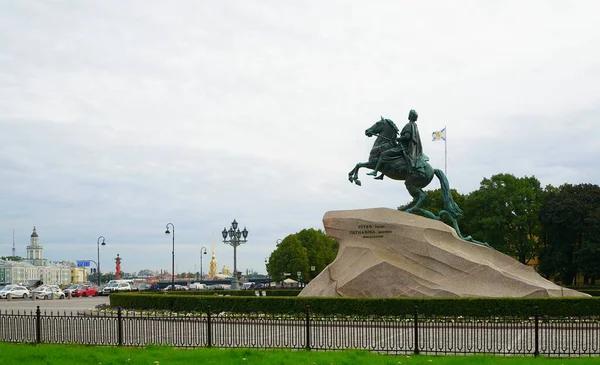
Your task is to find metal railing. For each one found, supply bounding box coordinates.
[0,306,598,356]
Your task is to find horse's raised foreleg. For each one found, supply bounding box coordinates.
[348,161,375,186]
[398,181,428,213]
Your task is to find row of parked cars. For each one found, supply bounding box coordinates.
[0,283,111,299]
[0,284,70,300]
[0,280,237,299]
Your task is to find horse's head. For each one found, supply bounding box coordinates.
[365,116,398,138]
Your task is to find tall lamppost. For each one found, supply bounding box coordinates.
[264,257,270,288]
[221,219,248,290]
[97,236,106,286]
[200,246,207,283]
[164,223,175,291]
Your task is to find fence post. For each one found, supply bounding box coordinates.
[207,306,212,348]
[117,307,123,346]
[534,306,539,357]
[414,306,420,355]
[36,306,41,344]
[305,305,311,350]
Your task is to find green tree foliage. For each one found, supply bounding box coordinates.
[538,183,600,285]
[176,272,196,279]
[578,208,600,283]
[0,256,23,261]
[266,229,338,283]
[137,269,154,277]
[460,174,544,264]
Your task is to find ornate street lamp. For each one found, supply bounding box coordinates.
[200,246,207,283]
[165,223,175,291]
[97,236,106,286]
[221,219,248,290]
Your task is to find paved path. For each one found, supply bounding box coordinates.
[0,295,109,313]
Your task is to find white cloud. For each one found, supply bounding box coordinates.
[1,1,599,274]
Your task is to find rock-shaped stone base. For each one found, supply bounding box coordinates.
[299,208,588,298]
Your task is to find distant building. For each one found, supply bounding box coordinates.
[0,226,72,285]
[208,243,218,279]
[71,267,88,283]
[25,226,45,266]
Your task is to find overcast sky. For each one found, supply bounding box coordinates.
[1,1,599,275]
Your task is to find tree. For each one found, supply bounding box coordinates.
[266,235,308,283]
[176,272,195,279]
[0,256,23,261]
[538,183,600,285]
[461,174,545,264]
[266,229,338,283]
[137,269,154,277]
[577,207,600,284]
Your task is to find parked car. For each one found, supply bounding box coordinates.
[97,285,108,295]
[31,285,65,300]
[22,279,43,290]
[102,282,132,295]
[241,282,255,290]
[188,282,207,290]
[63,284,79,296]
[0,285,30,299]
[162,285,188,291]
[71,284,99,297]
[136,283,152,292]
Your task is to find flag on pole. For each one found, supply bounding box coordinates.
[432,127,446,142]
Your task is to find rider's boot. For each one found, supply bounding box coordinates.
[374,174,384,180]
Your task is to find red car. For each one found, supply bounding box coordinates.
[71,285,99,297]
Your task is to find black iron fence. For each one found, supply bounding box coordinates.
[0,306,598,356]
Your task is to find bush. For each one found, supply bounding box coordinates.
[110,293,600,317]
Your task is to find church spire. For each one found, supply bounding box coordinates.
[209,233,218,279]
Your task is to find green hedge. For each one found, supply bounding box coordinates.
[110,293,600,317]
[155,290,301,297]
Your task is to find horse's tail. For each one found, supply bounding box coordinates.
[434,168,463,218]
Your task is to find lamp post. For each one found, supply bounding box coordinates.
[200,246,207,283]
[264,257,270,288]
[164,223,175,291]
[221,219,248,290]
[97,236,106,286]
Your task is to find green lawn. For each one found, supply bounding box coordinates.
[1,342,598,365]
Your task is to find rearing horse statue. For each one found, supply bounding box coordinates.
[348,116,463,219]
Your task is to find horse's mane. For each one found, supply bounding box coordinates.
[383,118,399,134]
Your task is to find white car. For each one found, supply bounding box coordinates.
[31,285,66,300]
[0,285,30,299]
[162,285,188,291]
[189,283,207,290]
[102,282,132,295]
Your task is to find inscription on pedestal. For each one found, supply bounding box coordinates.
[349,224,392,239]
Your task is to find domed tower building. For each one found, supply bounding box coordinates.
[26,226,44,266]
[208,243,218,279]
